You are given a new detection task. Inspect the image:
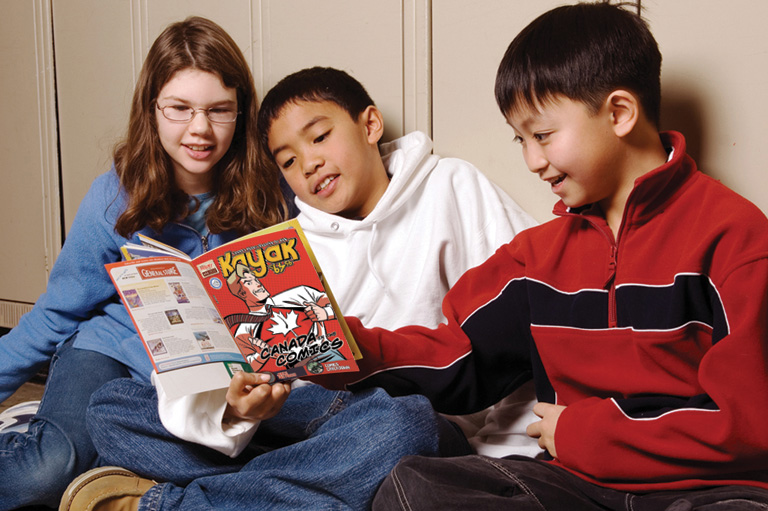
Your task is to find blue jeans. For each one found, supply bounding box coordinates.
[373,454,768,511]
[88,379,470,510]
[0,337,130,510]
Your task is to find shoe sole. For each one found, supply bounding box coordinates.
[59,466,141,511]
[0,400,40,418]
[0,401,41,434]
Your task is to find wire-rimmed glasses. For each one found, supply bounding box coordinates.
[156,104,240,124]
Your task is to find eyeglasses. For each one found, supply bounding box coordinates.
[156,104,240,124]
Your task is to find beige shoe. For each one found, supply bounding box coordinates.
[59,466,156,511]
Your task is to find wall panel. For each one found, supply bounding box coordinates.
[431,0,564,223]
[0,0,59,323]
[254,0,408,141]
[53,0,134,231]
[648,0,768,212]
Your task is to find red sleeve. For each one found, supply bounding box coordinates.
[311,242,534,415]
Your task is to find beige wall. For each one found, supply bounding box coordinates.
[0,0,58,319]
[2,0,767,326]
[652,0,768,214]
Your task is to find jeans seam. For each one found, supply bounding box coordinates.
[138,482,164,511]
[36,334,76,414]
[478,456,547,510]
[306,391,347,436]
[389,465,413,511]
[0,418,77,476]
[715,499,768,509]
[39,346,62,412]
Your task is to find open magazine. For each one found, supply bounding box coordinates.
[106,219,360,399]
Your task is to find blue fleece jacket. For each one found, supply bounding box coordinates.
[0,168,244,402]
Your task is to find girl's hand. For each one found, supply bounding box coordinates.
[526,402,566,458]
[225,371,291,422]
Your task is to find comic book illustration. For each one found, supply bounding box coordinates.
[106,220,359,399]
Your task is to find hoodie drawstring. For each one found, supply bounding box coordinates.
[366,222,390,297]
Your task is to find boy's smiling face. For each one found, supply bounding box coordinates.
[268,100,389,219]
[506,95,624,211]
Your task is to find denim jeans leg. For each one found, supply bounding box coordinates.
[124,385,465,511]
[0,337,129,509]
[87,378,252,485]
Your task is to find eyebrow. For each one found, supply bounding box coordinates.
[158,95,237,106]
[507,108,544,133]
[271,115,329,158]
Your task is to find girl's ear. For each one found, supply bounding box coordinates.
[605,90,639,138]
[360,105,385,144]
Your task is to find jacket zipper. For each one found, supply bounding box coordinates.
[175,222,210,254]
[581,214,619,328]
[607,244,618,328]
[558,208,622,328]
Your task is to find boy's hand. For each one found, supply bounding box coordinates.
[225,371,291,422]
[526,402,566,458]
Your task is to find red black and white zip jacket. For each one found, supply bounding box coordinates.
[321,131,768,491]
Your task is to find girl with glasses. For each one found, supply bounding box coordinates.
[0,16,291,509]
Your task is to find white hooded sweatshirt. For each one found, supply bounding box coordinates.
[298,131,534,330]
[158,132,541,458]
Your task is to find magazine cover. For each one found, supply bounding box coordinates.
[106,220,359,398]
[196,221,359,380]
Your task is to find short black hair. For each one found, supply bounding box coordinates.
[494,1,662,126]
[257,67,375,160]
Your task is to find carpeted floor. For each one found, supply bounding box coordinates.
[0,382,44,412]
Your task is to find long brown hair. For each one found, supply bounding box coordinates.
[114,16,288,238]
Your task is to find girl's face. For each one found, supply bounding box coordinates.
[155,68,238,195]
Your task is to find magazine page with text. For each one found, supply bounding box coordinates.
[106,220,359,399]
[107,257,251,399]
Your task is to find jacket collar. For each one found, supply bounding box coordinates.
[553,131,698,226]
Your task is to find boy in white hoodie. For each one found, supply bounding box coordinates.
[263,67,536,334]
[62,68,538,511]
[234,66,541,456]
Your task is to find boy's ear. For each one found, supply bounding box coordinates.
[605,90,639,138]
[360,105,385,145]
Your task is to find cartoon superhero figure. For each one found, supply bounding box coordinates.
[224,262,344,371]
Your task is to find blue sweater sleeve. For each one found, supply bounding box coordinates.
[0,170,131,401]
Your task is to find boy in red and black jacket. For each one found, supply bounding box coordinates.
[295,3,768,509]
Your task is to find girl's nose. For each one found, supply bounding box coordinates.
[188,109,213,134]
